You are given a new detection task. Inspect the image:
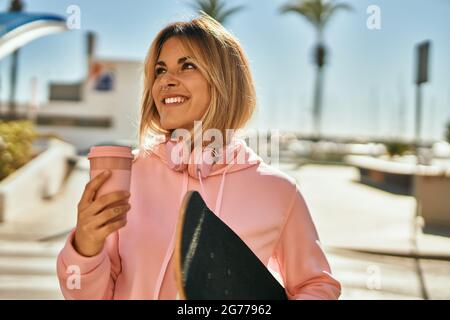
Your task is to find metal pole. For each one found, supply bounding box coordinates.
[415,84,422,164]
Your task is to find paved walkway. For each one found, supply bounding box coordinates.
[280,162,450,299]
[0,238,64,299]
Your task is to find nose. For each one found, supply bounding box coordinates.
[159,72,180,89]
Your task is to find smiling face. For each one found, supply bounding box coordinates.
[151,37,211,131]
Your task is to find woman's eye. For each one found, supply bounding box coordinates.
[154,63,195,77]
[183,62,196,70]
[155,68,165,76]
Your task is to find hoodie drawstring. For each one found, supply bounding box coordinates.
[180,170,189,203]
[153,168,229,300]
[198,166,230,219]
[153,170,189,300]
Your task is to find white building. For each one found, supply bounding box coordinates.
[29,32,143,153]
[37,58,143,153]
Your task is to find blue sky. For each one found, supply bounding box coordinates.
[0,0,449,141]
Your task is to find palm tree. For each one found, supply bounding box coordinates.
[280,0,352,140]
[189,0,245,25]
[8,0,25,120]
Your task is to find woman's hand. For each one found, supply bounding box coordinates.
[73,170,131,257]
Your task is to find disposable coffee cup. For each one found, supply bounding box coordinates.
[87,146,133,208]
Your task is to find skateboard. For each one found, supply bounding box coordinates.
[174,190,288,300]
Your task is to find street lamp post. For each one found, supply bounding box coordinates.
[8,0,25,120]
[414,40,430,165]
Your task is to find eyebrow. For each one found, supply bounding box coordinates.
[155,56,191,67]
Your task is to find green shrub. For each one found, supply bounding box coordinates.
[385,141,411,157]
[0,120,37,181]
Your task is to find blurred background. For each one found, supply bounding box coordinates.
[0,0,449,299]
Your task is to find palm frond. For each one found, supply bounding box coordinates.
[216,5,246,25]
[280,0,353,33]
[321,2,353,28]
[190,0,245,24]
[279,4,321,29]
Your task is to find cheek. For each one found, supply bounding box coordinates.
[151,84,161,110]
[193,82,210,107]
[151,83,158,101]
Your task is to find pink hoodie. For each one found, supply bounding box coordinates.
[56,137,341,300]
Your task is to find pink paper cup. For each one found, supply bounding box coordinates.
[87,146,133,207]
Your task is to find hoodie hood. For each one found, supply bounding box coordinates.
[149,136,263,179]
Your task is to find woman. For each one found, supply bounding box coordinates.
[56,15,341,300]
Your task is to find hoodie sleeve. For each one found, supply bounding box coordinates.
[270,186,341,300]
[56,228,121,300]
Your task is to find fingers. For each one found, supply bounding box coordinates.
[82,191,131,218]
[90,204,131,228]
[98,218,128,238]
[78,170,111,210]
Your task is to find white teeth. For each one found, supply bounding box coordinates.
[164,96,186,104]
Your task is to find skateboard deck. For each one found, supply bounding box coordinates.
[174,190,288,300]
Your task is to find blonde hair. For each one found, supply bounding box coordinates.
[138,14,256,149]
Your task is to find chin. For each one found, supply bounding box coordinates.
[160,119,191,131]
